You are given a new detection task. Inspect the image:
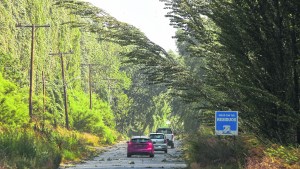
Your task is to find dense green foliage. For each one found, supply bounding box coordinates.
[155,0,300,168]
[0,0,174,135]
[0,73,28,127]
[0,0,125,135]
[159,0,300,144]
[0,128,61,169]
[52,0,179,134]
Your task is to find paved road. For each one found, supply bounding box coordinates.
[65,141,187,169]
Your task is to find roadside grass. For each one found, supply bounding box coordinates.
[0,125,118,169]
[183,126,300,169]
[245,144,300,169]
[0,127,62,169]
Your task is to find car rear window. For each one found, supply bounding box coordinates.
[149,134,164,139]
[156,129,172,134]
[131,138,150,143]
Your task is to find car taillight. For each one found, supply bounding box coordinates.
[164,139,167,143]
[147,142,153,149]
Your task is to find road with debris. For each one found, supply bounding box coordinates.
[64,140,187,169]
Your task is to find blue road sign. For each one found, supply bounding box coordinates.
[215,111,238,135]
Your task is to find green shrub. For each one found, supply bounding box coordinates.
[0,129,36,159]
[184,127,247,168]
[62,150,76,161]
[0,128,61,169]
[16,132,37,158]
[0,124,116,168]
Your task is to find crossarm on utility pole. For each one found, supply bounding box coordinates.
[16,23,50,122]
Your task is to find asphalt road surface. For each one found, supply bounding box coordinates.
[65,140,187,169]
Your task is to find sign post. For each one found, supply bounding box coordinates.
[215,111,238,136]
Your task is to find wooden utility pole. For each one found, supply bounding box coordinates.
[49,51,73,129]
[42,71,45,116]
[42,71,46,129]
[16,24,50,122]
[81,64,99,109]
[102,78,118,105]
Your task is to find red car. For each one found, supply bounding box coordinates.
[127,136,154,158]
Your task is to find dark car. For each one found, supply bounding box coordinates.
[127,136,154,158]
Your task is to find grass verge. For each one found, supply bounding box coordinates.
[0,125,119,169]
[183,126,300,169]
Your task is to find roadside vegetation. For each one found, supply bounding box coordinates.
[182,126,300,169]
[0,125,113,169]
[161,0,300,168]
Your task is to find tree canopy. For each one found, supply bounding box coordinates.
[159,0,300,144]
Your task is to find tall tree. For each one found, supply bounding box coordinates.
[163,0,300,144]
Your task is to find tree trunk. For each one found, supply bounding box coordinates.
[291,14,300,144]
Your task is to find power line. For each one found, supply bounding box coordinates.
[16,23,50,122]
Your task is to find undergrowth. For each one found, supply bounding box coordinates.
[183,126,300,169]
[0,124,117,169]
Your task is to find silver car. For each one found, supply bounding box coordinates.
[156,128,175,148]
[149,133,168,153]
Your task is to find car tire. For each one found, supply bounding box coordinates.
[164,149,168,153]
[127,153,131,157]
[171,143,175,149]
[150,154,154,158]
